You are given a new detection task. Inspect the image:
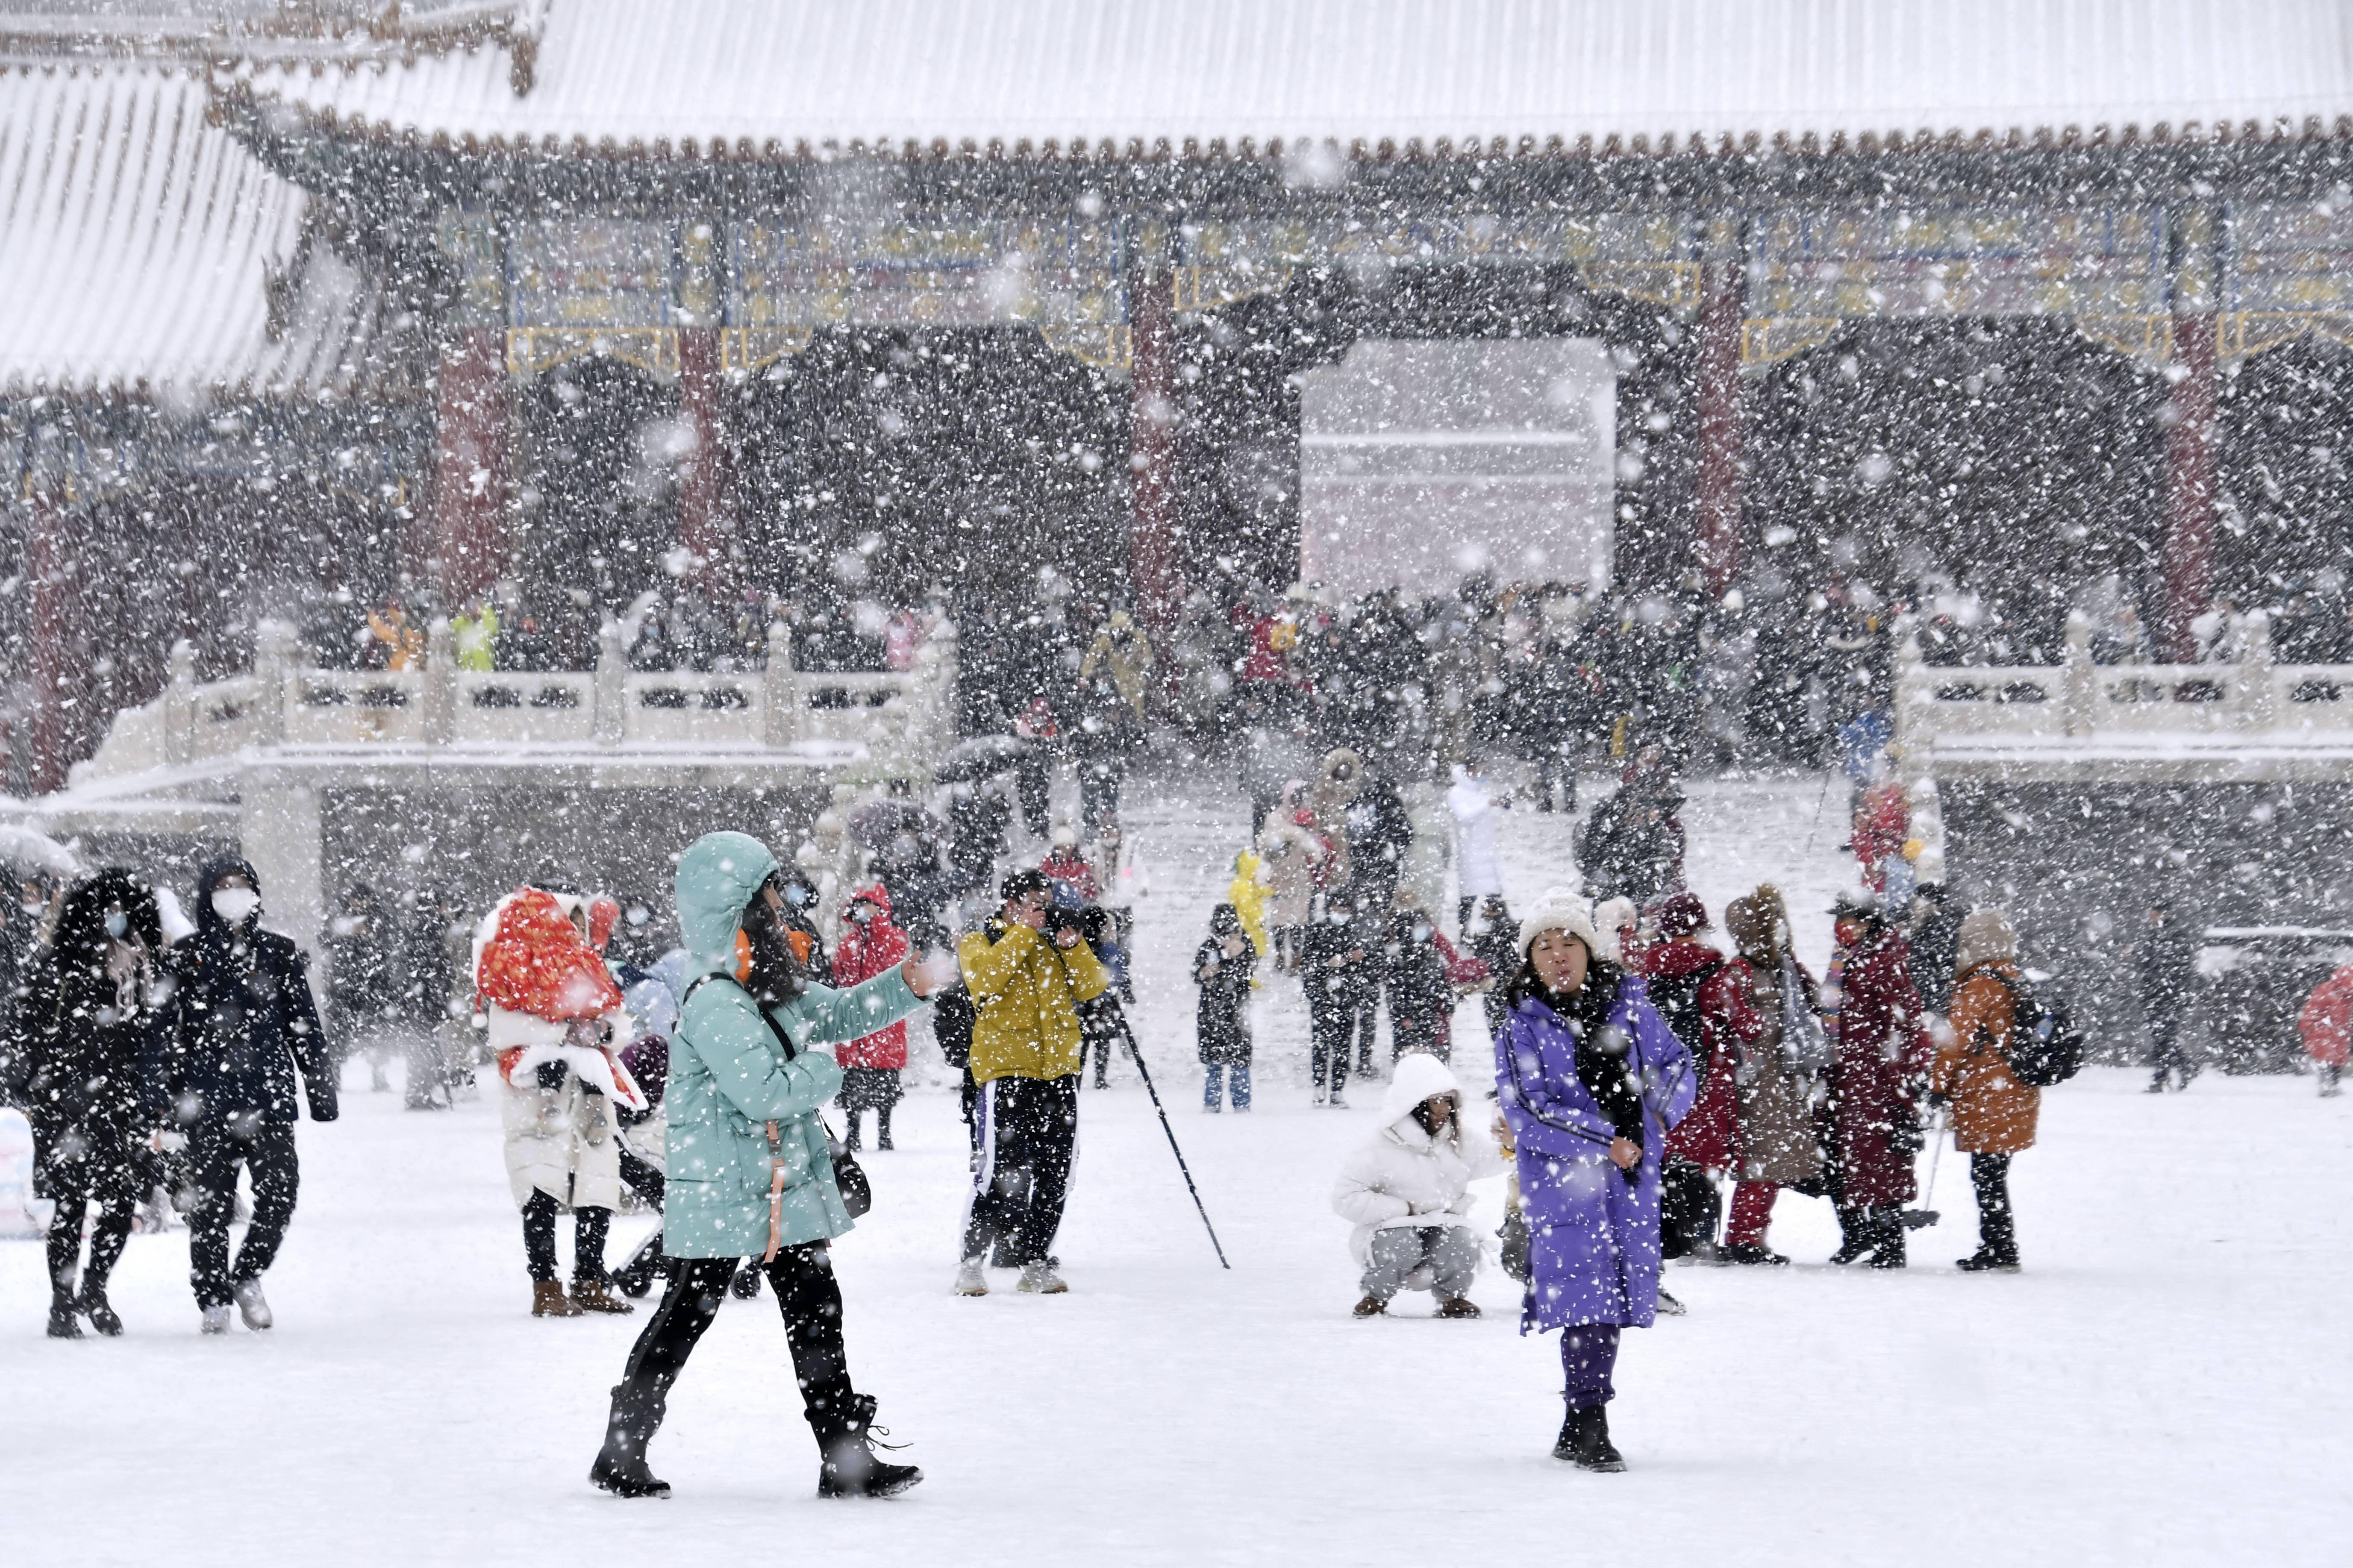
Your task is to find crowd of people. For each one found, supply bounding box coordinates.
[5,669,2345,1492]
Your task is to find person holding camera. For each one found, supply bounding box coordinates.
[954,867,1110,1297]
[589,832,942,1501]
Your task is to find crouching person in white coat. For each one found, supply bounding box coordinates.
[1332,1053,1506,1318]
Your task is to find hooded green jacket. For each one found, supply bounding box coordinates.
[664,831,924,1258]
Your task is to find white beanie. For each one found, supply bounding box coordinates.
[1515,887,1633,966]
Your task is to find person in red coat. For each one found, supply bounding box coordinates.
[1824,891,1930,1268]
[832,885,912,1151]
[1633,894,1730,1264]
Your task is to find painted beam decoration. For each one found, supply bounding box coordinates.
[440,197,2353,381]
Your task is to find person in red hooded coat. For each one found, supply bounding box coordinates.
[1824,891,1931,1268]
[832,885,912,1151]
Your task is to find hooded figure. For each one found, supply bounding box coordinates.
[6,869,169,1339]
[168,856,336,1333]
[1823,890,1931,1267]
[1331,1053,1506,1316]
[591,831,932,1502]
[1194,903,1257,1110]
[832,884,912,1151]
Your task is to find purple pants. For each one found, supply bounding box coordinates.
[1560,1324,1621,1409]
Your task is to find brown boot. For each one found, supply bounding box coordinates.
[1434,1297,1482,1319]
[1351,1295,1387,1318]
[532,1280,582,1318]
[570,1277,636,1315]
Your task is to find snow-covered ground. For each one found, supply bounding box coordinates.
[3,772,2347,1565]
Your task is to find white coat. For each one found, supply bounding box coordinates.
[1331,1053,1506,1266]
[491,1002,632,1212]
[1447,768,1503,900]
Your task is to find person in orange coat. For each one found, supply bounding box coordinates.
[831,885,913,1149]
[1932,908,2039,1273]
[2296,963,2353,1098]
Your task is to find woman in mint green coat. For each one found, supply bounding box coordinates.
[590,831,940,1500]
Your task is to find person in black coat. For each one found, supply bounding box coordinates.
[2137,899,2201,1092]
[1342,773,1415,913]
[5,869,169,1338]
[1381,890,1459,1064]
[167,856,337,1333]
[1300,890,1375,1108]
[1194,904,1256,1111]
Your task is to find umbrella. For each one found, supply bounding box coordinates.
[934,733,1036,785]
[0,825,83,879]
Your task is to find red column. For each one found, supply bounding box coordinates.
[675,325,729,586]
[26,485,77,795]
[2162,314,2219,662]
[427,327,511,605]
[1127,267,1180,646]
[1693,259,1747,600]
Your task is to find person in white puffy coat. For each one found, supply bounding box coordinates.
[1331,1052,1507,1318]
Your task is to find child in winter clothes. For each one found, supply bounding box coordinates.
[1331,1053,1506,1317]
[1195,904,1257,1110]
[1301,890,1375,1106]
[1382,887,1487,1063]
[475,887,647,1318]
[1226,850,1272,984]
[831,886,912,1151]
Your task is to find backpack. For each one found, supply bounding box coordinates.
[1995,971,2086,1088]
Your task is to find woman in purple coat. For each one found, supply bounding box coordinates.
[1494,890,1695,1472]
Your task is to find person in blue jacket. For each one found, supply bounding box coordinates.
[588,831,942,1501]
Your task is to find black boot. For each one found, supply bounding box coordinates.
[876,1107,894,1152]
[1551,1405,1625,1471]
[1828,1208,1873,1266]
[813,1392,922,1498]
[46,1285,83,1340]
[842,1111,862,1154]
[1865,1210,1907,1269]
[78,1281,123,1336]
[588,1380,672,1498]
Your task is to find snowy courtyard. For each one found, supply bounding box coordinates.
[3,775,2344,1566]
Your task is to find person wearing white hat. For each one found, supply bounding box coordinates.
[1492,888,1694,1472]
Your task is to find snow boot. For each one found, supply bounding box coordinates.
[1016,1258,1068,1295]
[1553,1406,1625,1472]
[813,1393,922,1499]
[532,1279,583,1318]
[200,1304,233,1335]
[46,1286,84,1340]
[1721,1243,1789,1266]
[1351,1296,1387,1318]
[588,1380,672,1499]
[1828,1209,1873,1266]
[79,1282,123,1337]
[953,1258,988,1296]
[1434,1297,1482,1319]
[570,1277,636,1315]
[1865,1213,1908,1269]
[876,1108,895,1151]
[233,1279,273,1330]
[1955,1251,2021,1273]
[1654,1287,1688,1315]
[2321,1065,2343,1098]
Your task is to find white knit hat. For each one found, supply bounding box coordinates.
[1515,887,1633,966]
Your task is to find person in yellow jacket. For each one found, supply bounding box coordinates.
[1227,849,1272,988]
[954,868,1109,1297]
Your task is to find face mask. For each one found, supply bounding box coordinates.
[1327,910,1351,925]
[212,888,262,925]
[23,899,44,915]
[849,905,876,925]
[784,883,812,909]
[104,911,128,939]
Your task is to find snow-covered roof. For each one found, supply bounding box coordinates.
[239,0,2353,156]
[0,66,385,396]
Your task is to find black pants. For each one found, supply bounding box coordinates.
[1308,998,1359,1095]
[2147,1019,2197,1086]
[1532,740,1577,812]
[42,1133,141,1297]
[1080,759,1122,831]
[622,1246,855,1430]
[1971,1153,2018,1263]
[188,1116,300,1309]
[961,1075,1079,1265]
[522,1189,612,1284]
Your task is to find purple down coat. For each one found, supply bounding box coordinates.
[1494,977,1697,1334]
